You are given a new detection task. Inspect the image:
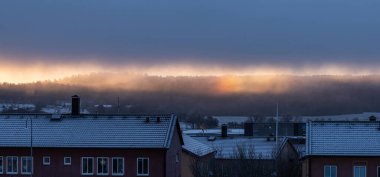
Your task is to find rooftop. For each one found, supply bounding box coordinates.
[0,114,179,149]
[182,134,215,157]
[191,136,282,159]
[307,121,380,156]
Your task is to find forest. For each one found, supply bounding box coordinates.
[1,73,380,116]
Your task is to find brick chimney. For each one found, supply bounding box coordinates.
[71,95,80,115]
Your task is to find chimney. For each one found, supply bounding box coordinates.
[369,115,377,122]
[71,95,80,115]
[221,124,228,137]
[244,122,254,136]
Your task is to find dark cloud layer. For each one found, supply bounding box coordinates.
[0,0,380,68]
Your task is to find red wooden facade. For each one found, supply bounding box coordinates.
[0,127,182,177]
[303,156,380,177]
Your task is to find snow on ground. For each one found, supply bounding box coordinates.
[0,103,36,112]
[41,104,89,114]
[183,128,244,136]
[213,116,249,126]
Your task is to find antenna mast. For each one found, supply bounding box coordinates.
[276,103,279,153]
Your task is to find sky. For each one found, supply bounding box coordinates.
[1,0,380,83]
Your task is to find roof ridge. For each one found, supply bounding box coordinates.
[164,114,176,148]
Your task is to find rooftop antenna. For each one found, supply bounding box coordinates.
[276,102,279,153]
[117,96,120,114]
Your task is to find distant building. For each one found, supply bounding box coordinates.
[0,96,183,177]
[183,123,303,177]
[181,135,215,177]
[302,121,380,177]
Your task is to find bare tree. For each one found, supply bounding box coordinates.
[191,143,275,177]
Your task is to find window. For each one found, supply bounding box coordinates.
[112,157,124,176]
[21,156,33,175]
[137,157,149,176]
[324,165,337,177]
[97,157,109,175]
[6,156,18,174]
[176,153,180,163]
[82,157,94,175]
[43,156,50,165]
[64,157,71,165]
[0,156,3,174]
[354,166,366,177]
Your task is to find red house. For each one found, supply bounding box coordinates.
[303,120,380,177]
[0,97,183,177]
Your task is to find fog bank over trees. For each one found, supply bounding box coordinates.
[1,73,380,116]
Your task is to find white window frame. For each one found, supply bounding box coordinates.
[112,157,124,176]
[81,157,94,175]
[0,156,3,174]
[97,157,109,175]
[21,156,33,175]
[176,153,180,163]
[354,165,366,177]
[43,156,51,165]
[324,165,337,177]
[137,157,149,176]
[6,156,18,175]
[64,157,71,165]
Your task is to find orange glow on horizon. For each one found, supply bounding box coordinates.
[215,75,292,94]
[1,59,380,87]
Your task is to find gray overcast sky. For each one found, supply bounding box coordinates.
[0,0,380,70]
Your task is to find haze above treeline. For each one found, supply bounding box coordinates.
[1,73,380,116]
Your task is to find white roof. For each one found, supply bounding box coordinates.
[193,137,280,159]
[0,114,178,149]
[307,121,380,156]
[297,112,380,122]
[182,135,215,157]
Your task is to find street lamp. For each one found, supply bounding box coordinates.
[25,115,33,177]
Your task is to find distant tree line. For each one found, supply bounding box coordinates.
[2,75,380,116]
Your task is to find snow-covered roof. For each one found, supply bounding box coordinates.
[183,128,244,136]
[296,112,380,122]
[307,121,380,156]
[0,114,179,149]
[192,136,281,159]
[182,134,215,157]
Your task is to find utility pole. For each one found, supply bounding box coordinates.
[117,96,120,114]
[275,103,279,153]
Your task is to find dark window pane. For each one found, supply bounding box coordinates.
[331,166,336,177]
[98,159,102,173]
[83,159,87,173]
[88,159,93,173]
[118,159,123,173]
[113,159,117,173]
[0,157,3,173]
[12,158,17,172]
[143,159,148,174]
[104,159,108,173]
[360,167,366,177]
[324,166,330,177]
[138,159,142,174]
